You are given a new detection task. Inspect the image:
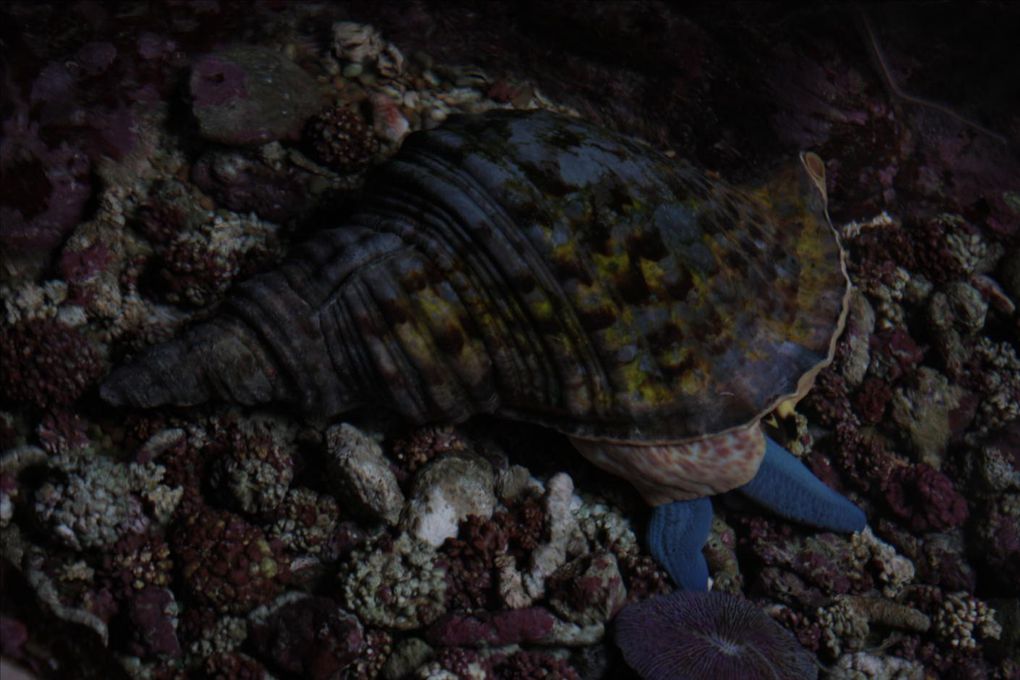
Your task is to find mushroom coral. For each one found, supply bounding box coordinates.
[615,590,817,680]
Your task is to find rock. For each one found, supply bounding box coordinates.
[971,273,1015,316]
[381,638,433,680]
[547,551,627,626]
[890,367,968,468]
[332,22,385,64]
[325,423,404,525]
[402,453,496,547]
[190,46,323,146]
[495,464,536,502]
[191,149,321,224]
[944,281,988,334]
[969,421,1020,493]
[997,247,1020,302]
[529,473,583,587]
[543,618,605,646]
[370,93,410,143]
[985,597,1020,662]
[842,289,876,387]
[332,21,404,77]
[831,651,925,679]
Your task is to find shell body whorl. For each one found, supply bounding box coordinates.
[103,110,847,443]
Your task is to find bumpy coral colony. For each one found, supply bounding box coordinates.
[103,109,865,590]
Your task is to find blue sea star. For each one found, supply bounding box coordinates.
[647,435,867,590]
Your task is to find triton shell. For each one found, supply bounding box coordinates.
[103,110,848,498]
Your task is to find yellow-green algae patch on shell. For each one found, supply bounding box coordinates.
[381,110,848,441]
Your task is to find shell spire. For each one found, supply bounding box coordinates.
[100,316,292,408]
[102,224,406,415]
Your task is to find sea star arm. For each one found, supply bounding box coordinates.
[646,496,713,591]
[739,435,867,532]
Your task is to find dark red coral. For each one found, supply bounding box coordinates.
[102,530,174,598]
[768,605,823,654]
[908,216,979,283]
[170,506,289,615]
[735,516,870,602]
[438,492,550,611]
[390,425,469,477]
[58,243,113,287]
[59,243,116,309]
[268,487,345,561]
[869,329,926,383]
[494,649,581,680]
[201,652,268,680]
[803,369,902,492]
[883,463,969,533]
[36,408,89,454]
[854,377,893,424]
[505,493,547,554]
[158,241,234,307]
[341,628,392,680]
[305,105,379,173]
[804,370,856,429]
[792,534,869,596]
[617,551,672,603]
[432,647,493,677]
[439,512,509,610]
[129,427,205,515]
[249,596,363,680]
[123,586,181,659]
[0,319,103,408]
[135,181,206,245]
[844,216,980,289]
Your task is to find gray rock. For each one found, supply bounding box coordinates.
[325,423,404,525]
[402,453,496,547]
[890,367,967,468]
[495,464,538,502]
[944,281,988,334]
[190,46,323,146]
[843,289,875,387]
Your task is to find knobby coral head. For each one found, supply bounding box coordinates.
[615,590,817,680]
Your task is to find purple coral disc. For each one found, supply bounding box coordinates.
[614,590,817,680]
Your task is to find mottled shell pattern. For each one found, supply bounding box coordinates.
[104,110,847,498]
